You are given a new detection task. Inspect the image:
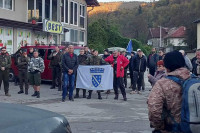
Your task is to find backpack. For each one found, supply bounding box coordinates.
[166,74,200,133]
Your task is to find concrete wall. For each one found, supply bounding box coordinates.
[0,0,27,22]
[197,23,200,49]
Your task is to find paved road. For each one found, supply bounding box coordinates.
[0,75,153,133]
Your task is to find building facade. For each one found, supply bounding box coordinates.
[0,0,99,54]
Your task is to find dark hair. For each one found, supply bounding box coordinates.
[80,48,84,51]
[164,51,185,72]
[84,46,88,48]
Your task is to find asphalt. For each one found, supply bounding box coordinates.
[0,75,153,133]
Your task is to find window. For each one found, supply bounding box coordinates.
[0,0,3,8]
[28,0,34,22]
[38,49,46,59]
[0,0,13,10]
[80,31,84,42]
[70,29,78,42]
[45,0,50,20]
[70,2,78,25]
[61,0,68,23]
[80,5,85,28]
[36,0,42,22]
[52,0,57,21]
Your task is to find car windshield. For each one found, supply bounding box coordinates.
[74,49,80,55]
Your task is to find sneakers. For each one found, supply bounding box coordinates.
[62,98,65,102]
[74,94,79,99]
[130,91,137,94]
[18,90,24,94]
[69,97,74,101]
[138,91,142,95]
[37,91,40,98]
[50,86,55,89]
[114,95,118,100]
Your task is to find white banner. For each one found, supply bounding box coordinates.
[76,65,113,90]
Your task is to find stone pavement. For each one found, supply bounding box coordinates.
[0,75,153,133]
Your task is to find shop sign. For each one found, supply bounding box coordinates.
[43,19,63,34]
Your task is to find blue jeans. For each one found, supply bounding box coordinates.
[62,73,75,99]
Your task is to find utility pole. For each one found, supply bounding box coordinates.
[159,25,162,49]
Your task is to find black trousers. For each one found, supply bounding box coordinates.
[124,69,128,87]
[113,74,126,96]
[0,70,9,93]
[52,66,61,88]
[129,70,133,86]
[19,70,29,91]
[132,71,144,91]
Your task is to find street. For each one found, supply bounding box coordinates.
[0,75,152,133]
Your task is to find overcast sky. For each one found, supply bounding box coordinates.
[98,0,154,2]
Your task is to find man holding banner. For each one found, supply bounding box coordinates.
[85,50,108,100]
[105,50,129,101]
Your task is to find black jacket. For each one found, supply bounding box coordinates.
[62,53,79,74]
[17,55,29,71]
[147,53,159,69]
[132,55,147,72]
[48,51,62,67]
[192,57,199,76]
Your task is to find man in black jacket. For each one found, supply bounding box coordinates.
[147,48,159,76]
[129,52,135,88]
[48,46,62,91]
[130,49,146,94]
[74,49,87,98]
[17,50,29,94]
[62,45,79,102]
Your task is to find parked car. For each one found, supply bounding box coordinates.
[0,102,72,133]
[10,45,83,81]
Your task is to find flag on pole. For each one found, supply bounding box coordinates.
[126,40,132,53]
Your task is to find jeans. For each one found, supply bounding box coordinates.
[62,73,75,99]
[132,71,144,91]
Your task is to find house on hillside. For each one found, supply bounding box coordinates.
[164,26,187,47]
[147,26,187,50]
[0,0,99,54]
[147,27,169,48]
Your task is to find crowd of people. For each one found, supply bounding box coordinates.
[0,44,200,132]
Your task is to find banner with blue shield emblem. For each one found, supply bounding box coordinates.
[76,65,113,90]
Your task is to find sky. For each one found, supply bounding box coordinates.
[98,0,154,2]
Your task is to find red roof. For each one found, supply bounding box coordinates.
[149,27,169,38]
[165,26,186,38]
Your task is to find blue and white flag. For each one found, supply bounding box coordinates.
[126,39,132,53]
[76,65,113,90]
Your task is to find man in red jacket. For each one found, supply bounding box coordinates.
[105,50,129,101]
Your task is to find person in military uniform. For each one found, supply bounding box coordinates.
[17,49,29,94]
[0,47,11,96]
[28,50,45,98]
[48,45,62,91]
[86,50,108,100]
[74,49,88,98]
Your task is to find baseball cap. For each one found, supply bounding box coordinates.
[137,49,142,52]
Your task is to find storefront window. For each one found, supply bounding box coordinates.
[0,27,13,54]
[52,0,57,21]
[28,0,34,22]
[45,0,50,20]
[36,0,42,22]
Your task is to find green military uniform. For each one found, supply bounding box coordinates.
[0,53,11,95]
[86,55,107,99]
[17,55,29,94]
[48,51,62,90]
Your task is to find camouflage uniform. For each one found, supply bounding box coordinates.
[17,55,29,94]
[0,53,11,95]
[28,57,45,86]
[86,55,107,99]
[148,68,190,133]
